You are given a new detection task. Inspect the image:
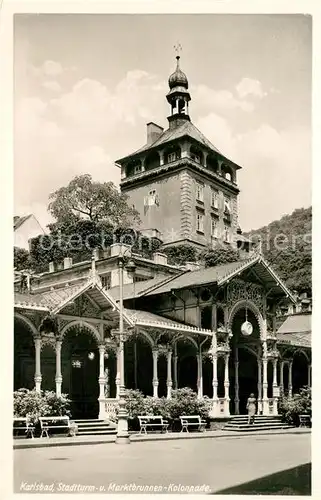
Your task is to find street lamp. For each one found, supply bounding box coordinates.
[115,249,136,444]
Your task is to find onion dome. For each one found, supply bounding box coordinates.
[168,56,188,89]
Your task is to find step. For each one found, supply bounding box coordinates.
[224,426,292,432]
[224,424,292,430]
[74,419,105,424]
[76,425,114,432]
[77,429,117,435]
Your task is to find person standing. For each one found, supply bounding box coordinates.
[246,393,256,424]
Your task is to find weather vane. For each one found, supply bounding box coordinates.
[174,43,182,57]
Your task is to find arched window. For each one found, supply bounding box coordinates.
[164,144,181,164]
[126,159,142,177]
[145,151,160,171]
[207,155,219,173]
[216,307,225,328]
[190,145,203,165]
[201,306,212,330]
[222,164,234,182]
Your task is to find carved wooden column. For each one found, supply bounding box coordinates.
[257,358,263,414]
[262,342,269,415]
[152,348,159,398]
[166,349,172,399]
[288,360,293,397]
[211,353,218,417]
[34,336,42,393]
[279,360,284,395]
[55,339,62,397]
[272,358,278,415]
[98,344,107,420]
[234,347,239,415]
[173,343,178,389]
[197,348,203,399]
[224,353,230,416]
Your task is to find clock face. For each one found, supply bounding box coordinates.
[241,321,253,336]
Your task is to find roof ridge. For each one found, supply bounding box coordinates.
[139,270,188,296]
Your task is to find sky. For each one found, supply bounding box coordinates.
[14,14,312,232]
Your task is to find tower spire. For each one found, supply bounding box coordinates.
[167,44,191,128]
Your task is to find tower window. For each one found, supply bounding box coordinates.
[224,195,231,214]
[191,153,201,163]
[196,182,204,202]
[211,217,219,238]
[224,225,231,243]
[134,164,142,174]
[211,188,219,209]
[168,152,177,163]
[196,212,204,233]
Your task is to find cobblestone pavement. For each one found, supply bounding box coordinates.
[14,433,310,494]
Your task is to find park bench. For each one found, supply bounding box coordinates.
[138,415,169,434]
[180,415,206,433]
[299,414,311,428]
[13,417,35,438]
[39,416,71,438]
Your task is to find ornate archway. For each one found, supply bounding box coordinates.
[14,315,36,390]
[61,322,101,419]
[229,304,262,414]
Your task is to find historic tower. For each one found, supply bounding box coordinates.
[116,53,241,249]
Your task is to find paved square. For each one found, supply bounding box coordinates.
[14,433,310,494]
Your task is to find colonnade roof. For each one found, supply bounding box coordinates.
[277,332,311,349]
[143,254,296,302]
[123,308,212,336]
[277,312,311,335]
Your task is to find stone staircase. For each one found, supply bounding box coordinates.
[74,419,117,436]
[223,415,294,432]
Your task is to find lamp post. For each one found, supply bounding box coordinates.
[115,249,136,444]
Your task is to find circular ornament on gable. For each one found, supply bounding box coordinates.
[241,321,253,336]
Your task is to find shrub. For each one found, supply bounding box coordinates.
[167,388,211,420]
[162,244,199,266]
[13,388,50,423]
[279,386,311,426]
[144,396,171,419]
[119,389,146,419]
[13,388,71,424]
[43,391,71,417]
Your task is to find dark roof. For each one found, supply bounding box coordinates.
[14,214,32,230]
[144,259,254,296]
[277,313,311,335]
[143,255,296,301]
[117,121,224,163]
[108,273,184,301]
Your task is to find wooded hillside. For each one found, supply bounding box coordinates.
[245,207,312,294]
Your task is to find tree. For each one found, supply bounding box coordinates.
[201,246,239,268]
[245,206,312,294]
[48,174,141,229]
[14,247,31,271]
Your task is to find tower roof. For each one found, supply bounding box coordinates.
[168,56,188,90]
[116,120,222,164]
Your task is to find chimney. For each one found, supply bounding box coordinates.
[49,262,55,273]
[63,257,73,270]
[147,122,164,145]
[153,252,168,266]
